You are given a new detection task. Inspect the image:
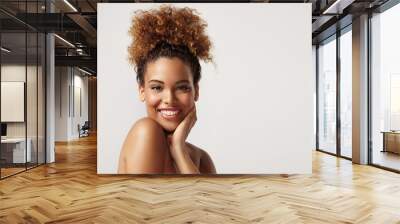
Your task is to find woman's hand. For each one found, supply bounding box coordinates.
[168,106,197,151]
[167,106,199,174]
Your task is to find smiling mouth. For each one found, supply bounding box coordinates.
[157,108,180,120]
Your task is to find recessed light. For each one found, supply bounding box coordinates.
[1,47,11,53]
[63,0,78,12]
[77,67,93,76]
[54,34,75,48]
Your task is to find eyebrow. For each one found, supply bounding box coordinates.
[175,80,190,85]
[148,79,190,84]
[148,79,163,84]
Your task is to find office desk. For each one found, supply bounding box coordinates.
[1,138,31,163]
[382,131,400,154]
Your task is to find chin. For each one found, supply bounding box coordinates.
[158,120,178,133]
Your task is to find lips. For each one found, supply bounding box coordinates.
[157,108,180,120]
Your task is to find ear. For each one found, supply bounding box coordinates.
[138,84,145,102]
[194,84,199,101]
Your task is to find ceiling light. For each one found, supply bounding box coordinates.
[54,34,75,48]
[63,0,78,12]
[78,67,93,76]
[1,47,11,53]
[322,0,354,14]
[323,0,342,14]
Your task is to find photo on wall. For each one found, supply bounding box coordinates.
[97,3,313,174]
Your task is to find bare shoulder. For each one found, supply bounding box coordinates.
[121,118,164,152]
[186,143,216,174]
[123,117,166,153]
[118,117,168,174]
[131,117,164,135]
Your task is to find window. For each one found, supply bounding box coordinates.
[318,36,337,154]
[371,3,400,171]
[339,28,352,158]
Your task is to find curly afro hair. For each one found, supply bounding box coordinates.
[128,5,213,85]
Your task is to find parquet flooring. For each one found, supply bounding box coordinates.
[373,151,400,171]
[1,167,26,178]
[1,134,400,223]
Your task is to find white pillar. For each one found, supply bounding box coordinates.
[46,1,55,163]
[352,14,369,164]
[46,33,55,163]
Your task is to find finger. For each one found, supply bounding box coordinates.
[190,107,197,129]
[188,114,196,130]
[179,106,196,131]
[179,112,193,132]
[185,106,196,122]
[190,117,196,130]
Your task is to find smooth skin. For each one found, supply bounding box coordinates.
[118,57,216,174]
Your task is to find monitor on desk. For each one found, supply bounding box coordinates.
[1,123,7,138]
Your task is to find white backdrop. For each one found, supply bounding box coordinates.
[98,3,313,174]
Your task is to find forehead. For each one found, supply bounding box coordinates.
[144,57,193,83]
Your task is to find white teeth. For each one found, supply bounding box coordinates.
[160,110,179,117]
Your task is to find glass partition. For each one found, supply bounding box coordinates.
[317,36,337,154]
[0,1,46,179]
[1,31,28,177]
[339,28,352,158]
[371,3,400,171]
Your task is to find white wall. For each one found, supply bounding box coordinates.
[98,3,313,174]
[55,67,89,141]
[71,72,89,138]
[55,67,69,141]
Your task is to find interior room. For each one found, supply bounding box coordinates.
[0,0,399,223]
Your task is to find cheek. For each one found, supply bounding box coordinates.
[177,93,195,108]
[144,93,161,108]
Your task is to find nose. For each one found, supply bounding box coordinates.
[162,89,176,105]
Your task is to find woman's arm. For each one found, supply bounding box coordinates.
[118,118,169,174]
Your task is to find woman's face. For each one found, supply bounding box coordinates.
[139,57,199,132]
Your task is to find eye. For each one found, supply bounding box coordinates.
[150,85,162,92]
[177,85,191,92]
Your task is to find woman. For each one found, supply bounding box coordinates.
[118,5,216,174]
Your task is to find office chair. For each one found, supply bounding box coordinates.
[79,121,90,138]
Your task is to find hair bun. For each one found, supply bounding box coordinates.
[128,5,213,66]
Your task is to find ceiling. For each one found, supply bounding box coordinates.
[0,0,393,75]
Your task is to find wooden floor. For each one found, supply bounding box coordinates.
[1,167,26,178]
[1,134,400,223]
[1,163,44,178]
[373,151,400,171]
